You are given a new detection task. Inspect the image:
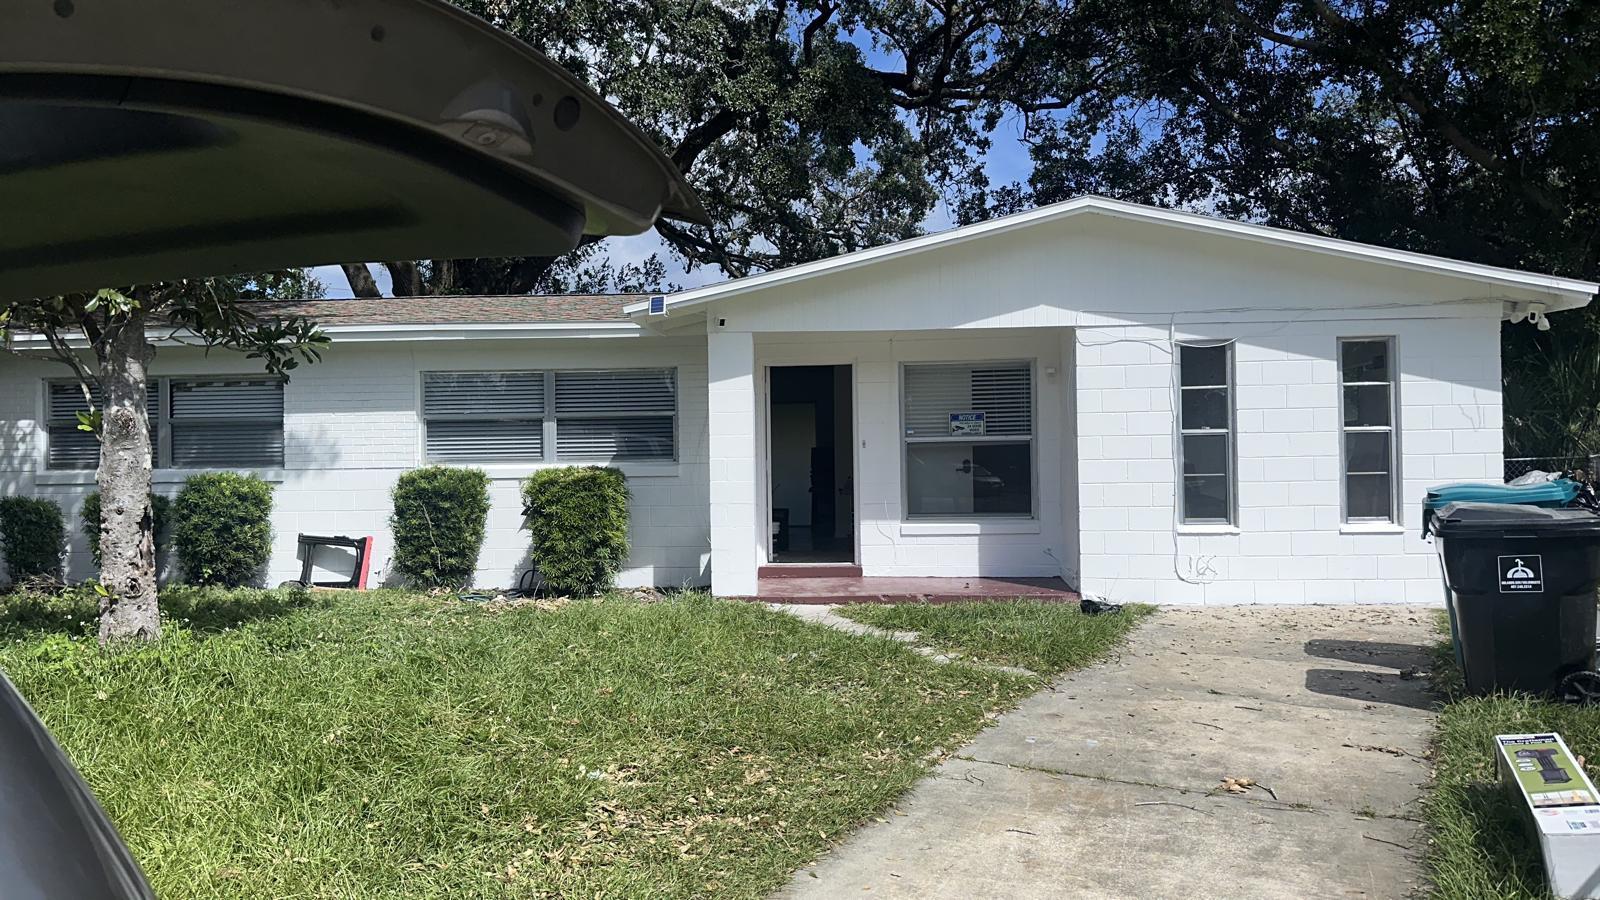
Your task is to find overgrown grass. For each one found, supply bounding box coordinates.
[835,600,1152,675]
[0,587,1057,899]
[1425,614,1600,899]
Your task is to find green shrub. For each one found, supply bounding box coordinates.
[0,497,65,582]
[80,492,172,567]
[172,473,275,586]
[390,466,491,589]
[522,466,629,596]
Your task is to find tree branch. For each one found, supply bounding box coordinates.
[1298,0,1563,216]
[801,2,838,64]
[340,264,382,298]
[672,109,741,173]
[655,219,766,277]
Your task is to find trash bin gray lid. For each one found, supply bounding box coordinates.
[1432,502,1600,538]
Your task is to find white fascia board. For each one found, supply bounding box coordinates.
[3,320,644,351]
[626,195,1599,316]
[317,321,643,342]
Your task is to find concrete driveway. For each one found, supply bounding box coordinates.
[778,605,1439,900]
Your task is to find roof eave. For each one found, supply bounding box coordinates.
[4,320,643,351]
[628,196,1599,318]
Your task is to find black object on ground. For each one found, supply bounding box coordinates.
[295,534,373,589]
[1431,502,1600,697]
[1081,596,1124,616]
[1558,670,1600,705]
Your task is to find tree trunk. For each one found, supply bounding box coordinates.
[383,261,423,297]
[340,263,383,298]
[96,309,160,643]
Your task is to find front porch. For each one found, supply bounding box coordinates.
[735,574,1080,605]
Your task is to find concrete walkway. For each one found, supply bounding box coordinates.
[777,605,1439,900]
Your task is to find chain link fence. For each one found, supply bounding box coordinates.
[1504,454,1600,483]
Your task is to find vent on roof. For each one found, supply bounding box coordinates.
[648,295,666,315]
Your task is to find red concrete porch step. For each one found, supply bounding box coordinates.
[737,575,1080,605]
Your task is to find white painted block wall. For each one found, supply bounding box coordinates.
[0,335,712,590]
[751,330,1073,582]
[1076,313,1501,605]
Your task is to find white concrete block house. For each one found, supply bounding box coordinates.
[3,197,1595,604]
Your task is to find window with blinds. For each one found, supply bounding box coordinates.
[422,369,677,465]
[902,362,1033,517]
[555,369,676,461]
[45,381,159,470]
[423,371,546,463]
[46,378,283,470]
[169,379,285,467]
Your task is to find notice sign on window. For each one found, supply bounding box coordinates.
[1499,555,1544,593]
[949,411,986,436]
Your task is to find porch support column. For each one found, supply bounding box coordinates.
[707,328,760,596]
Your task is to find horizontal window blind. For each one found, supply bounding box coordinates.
[423,372,545,463]
[903,363,1032,438]
[46,381,158,470]
[555,369,675,461]
[426,420,544,463]
[557,417,675,461]
[424,372,545,418]
[555,369,675,415]
[169,379,285,467]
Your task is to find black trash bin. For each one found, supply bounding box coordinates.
[1431,502,1600,696]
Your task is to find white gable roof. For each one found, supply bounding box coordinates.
[628,195,1597,317]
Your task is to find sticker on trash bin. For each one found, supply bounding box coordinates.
[1499,555,1544,593]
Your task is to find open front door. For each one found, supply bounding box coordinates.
[767,365,854,565]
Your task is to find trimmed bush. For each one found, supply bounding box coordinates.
[522,466,629,596]
[391,466,491,589]
[172,473,275,586]
[0,497,65,582]
[80,492,172,567]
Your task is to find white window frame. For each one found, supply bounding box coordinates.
[421,367,679,466]
[166,377,287,469]
[899,359,1037,521]
[1176,342,1236,525]
[421,370,549,465]
[1338,337,1401,524]
[44,376,284,471]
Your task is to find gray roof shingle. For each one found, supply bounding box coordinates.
[241,294,644,326]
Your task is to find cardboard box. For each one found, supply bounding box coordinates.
[1496,733,1600,899]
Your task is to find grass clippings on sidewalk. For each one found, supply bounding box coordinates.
[0,586,1047,899]
[1424,630,1600,899]
[836,599,1151,675]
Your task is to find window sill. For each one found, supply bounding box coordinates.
[155,468,288,484]
[34,468,289,487]
[475,462,681,481]
[1340,522,1405,535]
[1175,523,1241,535]
[899,519,1040,537]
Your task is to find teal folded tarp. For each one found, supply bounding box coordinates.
[1425,479,1580,509]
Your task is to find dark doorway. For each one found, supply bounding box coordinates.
[769,365,854,563]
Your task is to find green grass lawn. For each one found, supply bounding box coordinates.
[835,600,1151,675]
[0,586,1134,899]
[1425,624,1600,899]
